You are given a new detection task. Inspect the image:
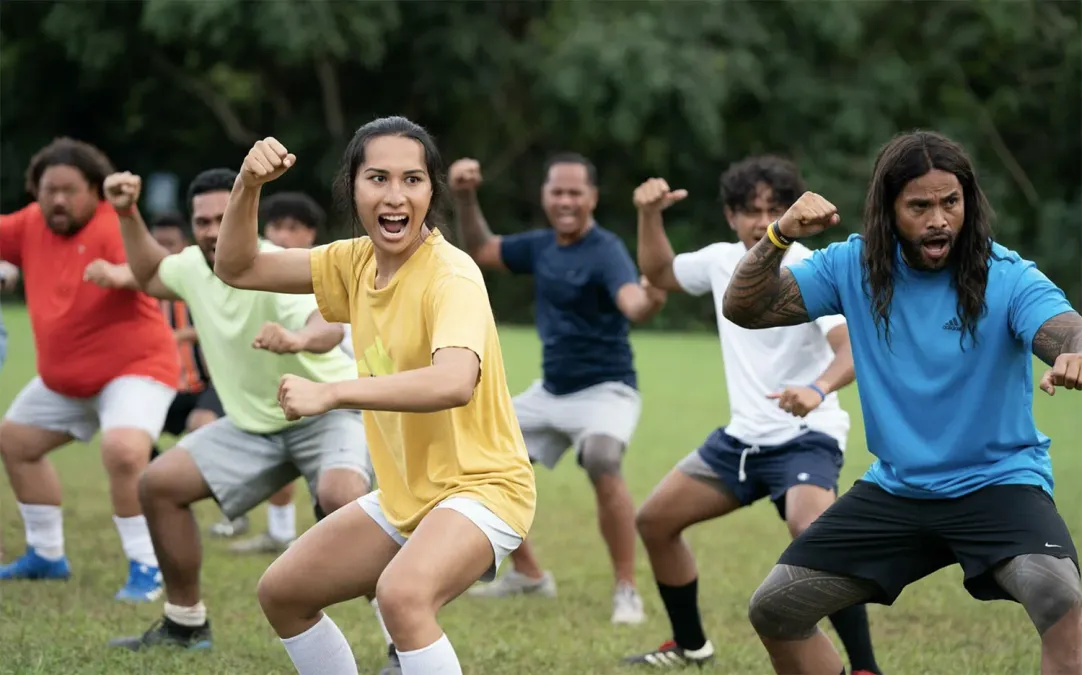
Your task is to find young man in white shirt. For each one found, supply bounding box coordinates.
[623,157,881,675]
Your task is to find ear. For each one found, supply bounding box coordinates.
[724,206,737,232]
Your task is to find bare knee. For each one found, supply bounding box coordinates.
[0,421,61,464]
[996,554,1082,636]
[375,572,434,633]
[137,449,207,509]
[101,429,153,478]
[579,435,625,484]
[257,560,304,620]
[635,500,681,547]
[316,470,370,515]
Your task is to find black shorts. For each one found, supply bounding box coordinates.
[684,428,843,520]
[162,386,224,437]
[778,480,1080,605]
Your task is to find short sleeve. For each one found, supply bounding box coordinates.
[309,240,355,324]
[499,230,546,275]
[672,244,726,297]
[784,243,846,334]
[156,249,194,299]
[427,274,491,363]
[1007,261,1074,347]
[598,239,640,301]
[787,240,851,319]
[0,205,34,267]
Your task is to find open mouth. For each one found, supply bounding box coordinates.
[920,235,951,262]
[378,214,409,240]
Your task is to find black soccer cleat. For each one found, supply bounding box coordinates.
[108,616,213,652]
[622,640,715,668]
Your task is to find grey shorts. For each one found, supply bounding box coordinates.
[513,379,642,469]
[182,410,373,519]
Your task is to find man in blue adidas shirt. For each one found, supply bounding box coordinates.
[723,130,1082,675]
[451,153,666,625]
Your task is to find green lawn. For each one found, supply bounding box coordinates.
[0,304,1078,675]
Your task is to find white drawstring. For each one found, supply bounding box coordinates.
[737,445,761,482]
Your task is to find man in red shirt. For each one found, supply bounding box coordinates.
[0,138,179,603]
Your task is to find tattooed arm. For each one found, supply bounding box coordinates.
[1032,311,1082,366]
[722,236,811,329]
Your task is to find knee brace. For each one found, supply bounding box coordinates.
[578,435,624,481]
[995,554,1082,635]
[748,564,877,641]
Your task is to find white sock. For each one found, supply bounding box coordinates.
[18,503,64,560]
[267,503,297,542]
[370,598,394,646]
[113,514,160,568]
[397,634,462,675]
[164,601,207,627]
[281,613,358,675]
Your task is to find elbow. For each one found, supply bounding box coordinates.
[444,379,476,409]
[721,295,754,328]
[213,258,254,289]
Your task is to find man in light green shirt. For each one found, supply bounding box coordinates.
[94,168,388,668]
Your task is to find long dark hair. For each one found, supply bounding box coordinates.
[861,130,995,347]
[332,116,450,242]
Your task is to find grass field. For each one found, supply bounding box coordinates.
[0,304,1078,675]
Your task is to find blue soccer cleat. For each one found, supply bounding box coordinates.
[114,560,163,603]
[0,547,72,581]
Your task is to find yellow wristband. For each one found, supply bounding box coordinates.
[766,221,792,250]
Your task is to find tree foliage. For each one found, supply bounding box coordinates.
[2,0,1078,326]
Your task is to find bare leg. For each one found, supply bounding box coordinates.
[581,434,638,586]
[138,448,213,606]
[749,564,879,675]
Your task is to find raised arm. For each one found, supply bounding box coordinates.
[102,173,182,300]
[723,192,840,329]
[1033,311,1082,395]
[214,138,314,294]
[633,177,688,292]
[448,158,505,270]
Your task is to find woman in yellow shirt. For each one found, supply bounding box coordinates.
[213,116,537,675]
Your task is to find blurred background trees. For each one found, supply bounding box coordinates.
[2,0,1078,326]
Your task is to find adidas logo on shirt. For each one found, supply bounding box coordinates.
[942,317,963,331]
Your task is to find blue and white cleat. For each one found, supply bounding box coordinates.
[0,547,72,581]
[115,560,163,602]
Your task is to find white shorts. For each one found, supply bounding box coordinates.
[513,379,642,469]
[356,491,522,583]
[3,376,176,443]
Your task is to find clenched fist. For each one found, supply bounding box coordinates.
[776,192,840,240]
[241,137,295,188]
[103,172,142,211]
[83,259,128,289]
[633,178,687,213]
[1039,353,1082,396]
[278,374,336,421]
[448,158,483,193]
[252,322,305,354]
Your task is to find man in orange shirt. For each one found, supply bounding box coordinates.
[0,138,179,603]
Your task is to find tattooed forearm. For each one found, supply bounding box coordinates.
[452,191,494,254]
[1032,311,1082,366]
[722,237,810,328]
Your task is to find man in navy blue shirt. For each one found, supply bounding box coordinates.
[723,130,1082,675]
[451,153,666,625]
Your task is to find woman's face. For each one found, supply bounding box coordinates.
[352,135,432,255]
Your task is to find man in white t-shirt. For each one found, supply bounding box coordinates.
[622,157,882,675]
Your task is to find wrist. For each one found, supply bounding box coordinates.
[766,220,795,250]
[809,381,829,399]
[115,205,135,217]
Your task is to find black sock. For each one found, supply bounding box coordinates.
[828,604,880,674]
[656,578,707,651]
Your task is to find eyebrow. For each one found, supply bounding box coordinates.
[363,167,427,176]
[907,190,960,205]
